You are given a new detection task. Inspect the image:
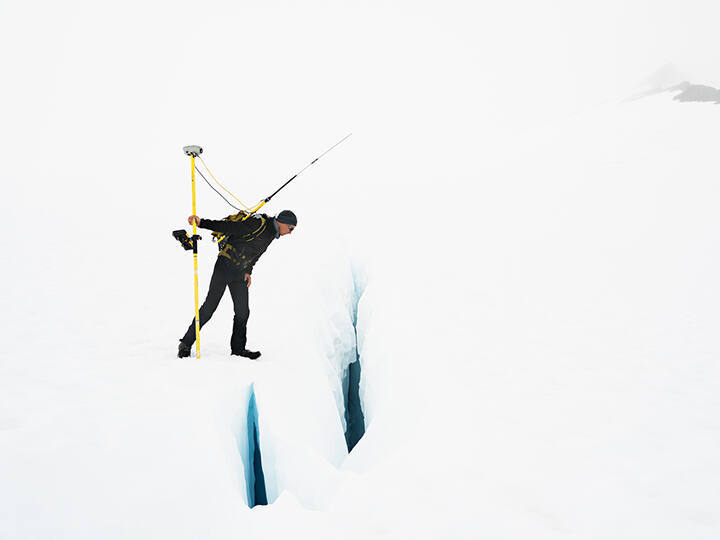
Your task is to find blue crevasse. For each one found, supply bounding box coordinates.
[342,262,367,451]
[245,385,267,507]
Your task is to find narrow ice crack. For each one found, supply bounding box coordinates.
[343,357,365,451]
[246,386,268,507]
[343,266,366,452]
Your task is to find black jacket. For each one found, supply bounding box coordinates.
[199,214,276,277]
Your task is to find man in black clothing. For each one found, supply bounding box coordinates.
[178,209,297,359]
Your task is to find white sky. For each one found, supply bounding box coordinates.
[4,1,720,117]
[1,0,719,219]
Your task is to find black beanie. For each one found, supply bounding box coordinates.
[276,210,297,226]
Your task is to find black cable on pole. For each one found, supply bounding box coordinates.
[193,133,352,212]
[194,166,244,212]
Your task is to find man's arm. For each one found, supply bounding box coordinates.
[187,215,255,235]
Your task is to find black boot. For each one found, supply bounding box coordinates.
[232,349,261,360]
[178,341,191,358]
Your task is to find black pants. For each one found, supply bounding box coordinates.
[180,258,250,353]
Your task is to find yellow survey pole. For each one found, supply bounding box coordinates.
[191,155,201,357]
[183,145,204,358]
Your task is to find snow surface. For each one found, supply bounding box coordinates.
[2,3,720,538]
[3,91,719,539]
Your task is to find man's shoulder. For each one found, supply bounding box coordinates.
[247,213,271,229]
[232,213,271,241]
[223,210,252,223]
[219,212,267,229]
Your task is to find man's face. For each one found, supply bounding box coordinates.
[278,222,295,236]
